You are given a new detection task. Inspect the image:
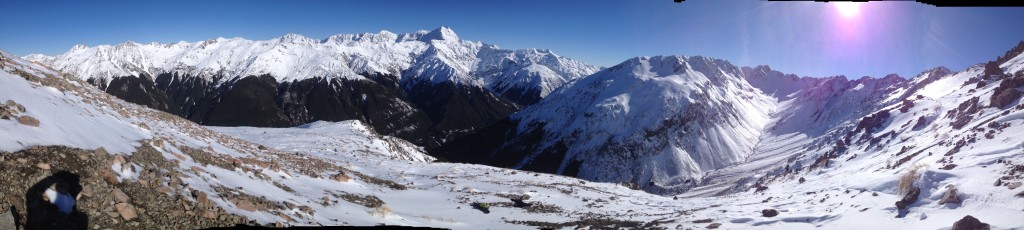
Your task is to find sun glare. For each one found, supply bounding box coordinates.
[833,2,861,19]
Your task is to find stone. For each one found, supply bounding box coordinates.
[951,215,990,230]
[111,188,130,203]
[895,187,921,210]
[115,203,138,221]
[156,186,172,194]
[17,115,39,127]
[235,199,257,212]
[995,179,1003,186]
[707,223,721,229]
[113,155,127,165]
[761,209,779,217]
[193,190,211,208]
[103,170,119,185]
[939,187,962,205]
[35,162,50,170]
[332,172,351,182]
[258,145,268,150]
[1008,182,1022,190]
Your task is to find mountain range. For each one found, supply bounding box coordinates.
[4,27,1024,228]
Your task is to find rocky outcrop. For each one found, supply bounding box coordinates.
[939,186,962,205]
[895,187,920,210]
[951,215,990,230]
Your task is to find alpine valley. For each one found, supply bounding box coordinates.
[2,27,1023,229]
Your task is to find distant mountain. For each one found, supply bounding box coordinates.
[24,27,599,146]
[441,42,1024,196]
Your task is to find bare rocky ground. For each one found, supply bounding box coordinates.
[0,145,252,229]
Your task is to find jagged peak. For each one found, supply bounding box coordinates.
[277,33,316,44]
[418,26,459,41]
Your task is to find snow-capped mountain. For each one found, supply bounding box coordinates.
[24,27,599,146]
[24,27,598,105]
[442,41,1024,200]
[441,55,776,194]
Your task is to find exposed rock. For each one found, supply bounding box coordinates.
[115,203,138,221]
[202,210,217,219]
[798,177,806,183]
[761,209,779,217]
[939,187,962,205]
[331,172,351,182]
[995,179,1003,186]
[235,199,257,212]
[951,215,990,230]
[103,170,119,184]
[895,187,920,210]
[192,190,212,209]
[17,115,39,127]
[257,145,268,150]
[111,188,131,203]
[1008,181,1023,190]
[706,223,722,229]
[35,162,51,170]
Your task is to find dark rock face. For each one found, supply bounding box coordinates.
[100,75,177,113]
[204,75,290,127]
[895,186,921,210]
[90,73,517,147]
[404,80,520,142]
[951,215,990,230]
[761,209,779,217]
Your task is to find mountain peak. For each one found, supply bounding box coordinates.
[278,33,315,43]
[419,26,459,41]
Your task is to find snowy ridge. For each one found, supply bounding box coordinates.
[509,55,776,194]
[24,27,599,102]
[210,121,435,163]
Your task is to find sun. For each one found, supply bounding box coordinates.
[833,2,861,19]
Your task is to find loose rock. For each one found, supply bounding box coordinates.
[762,209,779,217]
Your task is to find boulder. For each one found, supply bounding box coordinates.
[235,199,257,212]
[761,209,779,217]
[115,203,138,221]
[17,115,39,127]
[951,215,990,230]
[895,187,920,210]
[939,187,961,204]
[1008,182,1022,190]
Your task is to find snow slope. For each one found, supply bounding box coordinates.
[24,27,599,105]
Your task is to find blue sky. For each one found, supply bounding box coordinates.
[1,0,1023,78]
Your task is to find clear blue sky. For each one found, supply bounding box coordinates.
[2,0,1023,78]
